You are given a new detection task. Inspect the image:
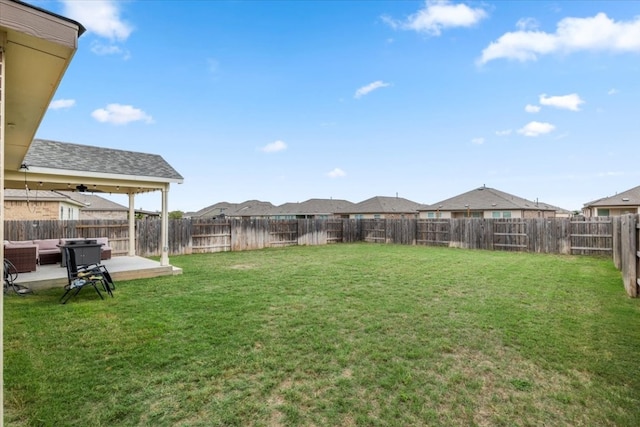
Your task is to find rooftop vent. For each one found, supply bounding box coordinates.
[622,197,630,202]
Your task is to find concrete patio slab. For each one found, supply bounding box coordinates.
[12,256,183,291]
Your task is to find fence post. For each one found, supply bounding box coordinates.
[612,216,622,269]
[620,214,638,297]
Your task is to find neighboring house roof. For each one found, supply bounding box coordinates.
[192,200,275,218]
[337,196,422,214]
[4,189,162,217]
[271,198,355,216]
[583,185,640,207]
[24,139,184,182]
[421,186,562,212]
[193,202,239,218]
[3,189,85,207]
[57,191,128,211]
[233,200,276,217]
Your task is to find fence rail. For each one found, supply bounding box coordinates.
[4,215,639,297]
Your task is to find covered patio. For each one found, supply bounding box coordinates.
[5,138,184,268]
[2,0,183,277]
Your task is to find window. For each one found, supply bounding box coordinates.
[492,211,512,218]
[597,208,610,217]
[374,214,381,219]
[427,212,435,218]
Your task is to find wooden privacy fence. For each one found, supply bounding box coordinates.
[4,215,639,296]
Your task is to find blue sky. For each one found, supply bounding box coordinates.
[29,0,640,212]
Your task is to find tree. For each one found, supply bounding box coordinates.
[169,210,184,219]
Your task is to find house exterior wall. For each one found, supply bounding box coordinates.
[484,210,522,219]
[522,210,556,219]
[419,211,450,219]
[349,213,417,219]
[60,202,80,219]
[583,206,640,217]
[4,200,83,220]
[419,210,555,219]
[79,210,127,220]
[4,200,61,220]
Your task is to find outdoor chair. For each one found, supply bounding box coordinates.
[60,247,113,304]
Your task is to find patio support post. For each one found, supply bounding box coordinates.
[161,184,169,266]
[1,36,6,412]
[1,40,6,273]
[128,193,135,256]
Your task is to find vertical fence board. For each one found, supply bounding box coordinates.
[620,214,638,297]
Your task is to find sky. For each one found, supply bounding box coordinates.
[27,0,640,213]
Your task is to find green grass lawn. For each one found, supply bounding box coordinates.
[4,244,640,426]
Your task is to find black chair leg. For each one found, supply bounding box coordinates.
[92,284,104,300]
[60,286,82,304]
[61,283,104,304]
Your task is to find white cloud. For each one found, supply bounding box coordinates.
[91,104,153,125]
[495,129,512,136]
[62,0,133,41]
[354,81,390,99]
[261,140,287,153]
[471,137,485,145]
[525,104,541,113]
[383,0,488,36]
[608,88,619,95]
[327,168,347,178]
[516,17,539,31]
[517,121,556,137]
[90,41,129,58]
[539,93,585,111]
[49,99,76,110]
[479,12,640,64]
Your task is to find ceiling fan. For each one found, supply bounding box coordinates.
[49,184,105,193]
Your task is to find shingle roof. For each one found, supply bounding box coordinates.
[422,186,560,211]
[271,198,354,216]
[584,185,640,207]
[192,200,275,218]
[24,139,183,181]
[4,188,72,201]
[336,196,422,214]
[233,200,276,217]
[3,189,86,207]
[57,191,128,211]
[192,202,238,218]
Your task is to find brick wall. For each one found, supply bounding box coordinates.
[80,210,127,220]
[4,201,61,220]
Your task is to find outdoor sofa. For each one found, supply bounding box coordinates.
[3,237,112,273]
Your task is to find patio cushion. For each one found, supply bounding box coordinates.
[96,237,112,260]
[34,239,62,265]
